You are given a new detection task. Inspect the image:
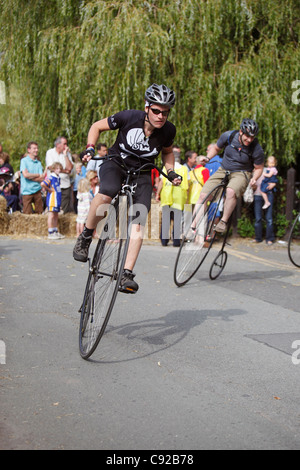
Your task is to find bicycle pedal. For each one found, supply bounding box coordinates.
[118,286,137,294]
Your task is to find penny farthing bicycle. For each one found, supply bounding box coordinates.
[174,171,235,287]
[78,154,174,360]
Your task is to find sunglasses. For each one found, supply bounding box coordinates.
[150,107,169,117]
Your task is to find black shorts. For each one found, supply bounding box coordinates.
[99,160,152,225]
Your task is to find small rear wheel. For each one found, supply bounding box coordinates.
[209,250,228,280]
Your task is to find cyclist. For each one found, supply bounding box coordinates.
[73,83,182,293]
[194,118,264,233]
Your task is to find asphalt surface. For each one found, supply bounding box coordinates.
[0,235,300,450]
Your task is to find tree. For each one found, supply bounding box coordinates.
[0,0,299,171]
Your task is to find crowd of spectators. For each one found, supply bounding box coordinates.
[0,139,278,244]
[0,139,107,216]
[154,144,278,246]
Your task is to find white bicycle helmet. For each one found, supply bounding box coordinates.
[145,83,176,108]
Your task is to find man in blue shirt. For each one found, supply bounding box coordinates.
[204,143,223,176]
[20,141,45,214]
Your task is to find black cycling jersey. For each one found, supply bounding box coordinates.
[217,130,264,172]
[107,109,176,169]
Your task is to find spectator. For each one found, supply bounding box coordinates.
[172,144,182,164]
[0,178,18,212]
[156,154,188,247]
[151,167,160,199]
[73,162,86,213]
[202,143,222,176]
[76,177,91,236]
[86,170,99,199]
[86,142,108,174]
[253,171,277,246]
[183,150,197,172]
[45,136,73,213]
[0,152,14,174]
[260,156,278,210]
[41,162,65,240]
[188,156,210,206]
[12,171,21,208]
[20,141,45,214]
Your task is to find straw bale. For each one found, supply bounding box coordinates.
[0,206,77,238]
[0,196,10,233]
[0,203,160,240]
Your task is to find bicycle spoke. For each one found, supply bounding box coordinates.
[79,194,131,359]
[174,185,225,286]
[80,256,119,356]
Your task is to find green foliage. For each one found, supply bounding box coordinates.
[0,0,299,170]
[275,212,290,238]
[237,213,255,238]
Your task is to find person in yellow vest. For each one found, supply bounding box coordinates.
[188,156,210,206]
[156,155,188,246]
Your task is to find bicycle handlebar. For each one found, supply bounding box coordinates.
[88,153,180,183]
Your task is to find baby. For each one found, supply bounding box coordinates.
[260,156,278,209]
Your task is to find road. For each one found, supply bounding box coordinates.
[0,236,300,450]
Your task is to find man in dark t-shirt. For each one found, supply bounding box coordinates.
[73,84,182,293]
[195,118,264,233]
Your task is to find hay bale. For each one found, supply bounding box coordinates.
[0,196,9,233]
[58,213,77,237]
[0,195,7,212]
[7,212,49,237]
[0,203,161,240]
[5,212,77,238]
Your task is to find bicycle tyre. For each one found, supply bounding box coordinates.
[79,192,132,359]
[288,213,300,268]
[174,184,225,287]
[209,250,228,280]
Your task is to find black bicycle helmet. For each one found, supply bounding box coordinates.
[240,118,259,136]
[145,83,176,108]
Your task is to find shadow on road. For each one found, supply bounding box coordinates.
[88,307,246,364]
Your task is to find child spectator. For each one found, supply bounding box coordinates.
[73,162,86,213]
[260,156,278,209]
[76,177,91,236]
[0,178,18,212]
[86,170,99,199]
[0,152,14,174]
[41,162,65,240]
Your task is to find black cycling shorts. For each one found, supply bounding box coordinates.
[98,159,153,226]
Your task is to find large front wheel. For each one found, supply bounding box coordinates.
[174,185,225,287]
[79,192,132,359]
